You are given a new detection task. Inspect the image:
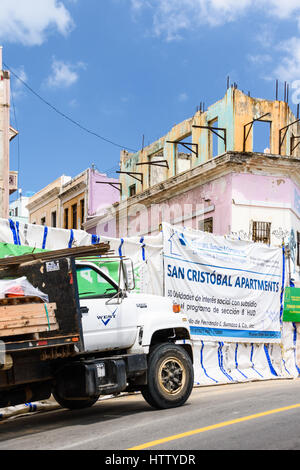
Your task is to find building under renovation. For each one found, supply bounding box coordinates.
[86,87,300,278]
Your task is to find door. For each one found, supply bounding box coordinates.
[76,263,138,352]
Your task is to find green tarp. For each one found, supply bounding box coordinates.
[0,242,44,258]
[0,242,120,298]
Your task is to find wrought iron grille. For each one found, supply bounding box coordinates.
[252,221,271,244]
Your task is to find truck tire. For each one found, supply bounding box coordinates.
[53,391,100,410]
[141,343,194,409]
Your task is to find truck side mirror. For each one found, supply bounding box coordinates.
[121,259,135,291]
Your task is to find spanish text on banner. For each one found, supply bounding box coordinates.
[163,223,284,343]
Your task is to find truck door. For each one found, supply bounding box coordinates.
[76,263,138,352]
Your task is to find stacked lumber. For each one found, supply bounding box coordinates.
[0,242,113,269]
[0,297,58,337]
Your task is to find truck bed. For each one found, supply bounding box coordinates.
[0,257,83,354]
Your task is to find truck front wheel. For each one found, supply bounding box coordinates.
[52,391,100,410]
[141,343,194,409]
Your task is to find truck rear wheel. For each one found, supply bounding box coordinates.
[141,343,193,409]
[53,391,100,410]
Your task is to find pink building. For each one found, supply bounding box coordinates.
[83,167,120,235]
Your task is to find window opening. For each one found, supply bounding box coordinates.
[147,149,168,187]
[252,221,271,244]
[51,211,57,228]
[129,184,136,197]
[72,204,77,229]
[64,208,69,229]
[199,217,213,233]
[80,199,85,227]
[252,120,271,153]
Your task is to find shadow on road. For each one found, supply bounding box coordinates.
[0,395,154,443]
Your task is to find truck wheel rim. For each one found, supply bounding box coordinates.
[158,357,186,395]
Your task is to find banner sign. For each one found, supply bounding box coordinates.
[163,223,284,343]
[283,287,300,322]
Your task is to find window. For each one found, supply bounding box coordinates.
[41,217,46,226]
[76,265,118,299]
[148,149,167,187]
[80,199,85,227]
[129,184,136,197]
[252,221,271,244]
[72,204,77,229]
[297,232,300,266]
[204,218,213,233]
[175,133,193,175]
[252,120,271,153]
[64,208,69,229]
[51,211,57,228]
[199,217,213,233]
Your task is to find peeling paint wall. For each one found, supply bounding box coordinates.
[120,88,300,200]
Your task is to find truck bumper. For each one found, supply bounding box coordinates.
[54,354,147,399]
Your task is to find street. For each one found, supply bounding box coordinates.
[1,378,300,451]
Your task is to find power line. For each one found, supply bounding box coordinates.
[4,62,138,153]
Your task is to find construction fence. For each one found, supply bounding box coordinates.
[0,218,299,419]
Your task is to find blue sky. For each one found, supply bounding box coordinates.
[4,0,300,197]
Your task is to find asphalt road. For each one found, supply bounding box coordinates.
[1,378,300,451]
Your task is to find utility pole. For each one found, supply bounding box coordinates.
[0,46,18,219]
[0,47,10,218]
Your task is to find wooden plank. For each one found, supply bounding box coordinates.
[0,305,57,317]
[0,312,56,322]
[0,323,59,337]
[0,302,57,317]
[0,302,58,337]
[0,317,58,329]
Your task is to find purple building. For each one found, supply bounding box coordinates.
[83,167,120,235]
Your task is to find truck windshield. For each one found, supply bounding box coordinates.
[76,265,118,299]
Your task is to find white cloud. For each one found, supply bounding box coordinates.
[131,0,300,40]
[0,0,74,46]
[248,54,273,65]
[10,66,28,100]
[46,58,86,88]
[265,0,300,19]
[178,92,188,102]
[273,37,300,83]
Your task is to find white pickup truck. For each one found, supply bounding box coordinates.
[0,250,194,412]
